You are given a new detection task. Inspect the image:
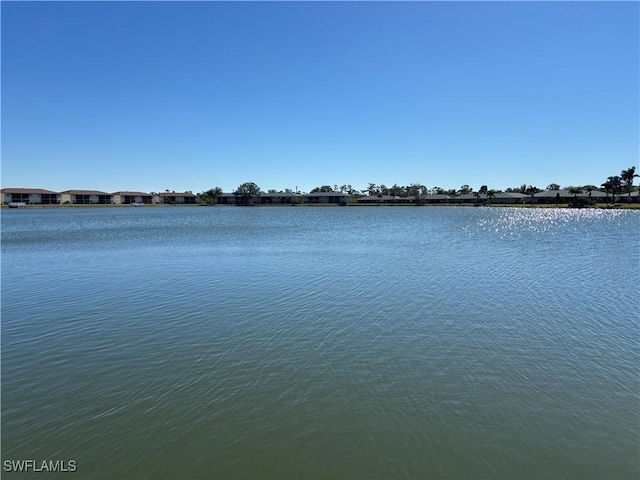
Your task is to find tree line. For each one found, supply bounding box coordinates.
[198,166,638,204]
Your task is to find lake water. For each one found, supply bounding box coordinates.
[2,206,638,479]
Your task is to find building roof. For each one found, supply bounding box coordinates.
[534,189,608,198]
[260,192,301,197]
[585,190,607,198]
[358,195,410,201]
[156,192,197,197]
[424,194,451,200]
[456,193,487,200]
[58,190,111,195]
[534,189,572,197]
[493,192,528,199]
[1,188,58,194]
[305,191,351,197]
[112,191,151,196]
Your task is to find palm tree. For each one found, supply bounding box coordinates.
[525,185,541,206]
[199,187,223,205]
[209,187,222,204]
[601,180,613,203]
[568,186,582,207]
[584,185,595,204]
[608,176,622,203]
[621,167,639,203]
[486,189,496,205]
[407,183,424,205]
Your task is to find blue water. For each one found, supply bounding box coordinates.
[2,206,639,479]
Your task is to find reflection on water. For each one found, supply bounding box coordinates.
[2,207,639,479]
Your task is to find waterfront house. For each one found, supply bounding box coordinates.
[357,195,413,204]
[216,193,238,205]
[153,192,197,204]
[357,195,384,204]
[492,192,528,204]
[533,189,610,204]
[1,188,58,205]
[615,191,640,203]
[112,191,153,205]
[58,190,112,204]
[455,193,487,204]
[585,190,608,202]
[423,194,452,204]
[259,192,302,205]
[304,192,352,205]
[533,190,574,204]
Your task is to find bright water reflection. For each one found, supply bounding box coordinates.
[2,206,639,479]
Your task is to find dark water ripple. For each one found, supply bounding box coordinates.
[2,206,639,479]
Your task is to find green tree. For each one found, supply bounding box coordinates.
[584,185,596,203]
[486,189,497,205]
[525,185,541,205]
[310,185,334,193]
[365,183,379,196]
[407,183,424,205]
[199,187,222,205]
[235,182,260,206]
[601,180,613,203]
[621,167,639,203]
[475,185,488,205]
[388,184,405,198]
[608,176,622,203]
[568,186,582,206]
[547,183,561,190]
[505,185,527,193]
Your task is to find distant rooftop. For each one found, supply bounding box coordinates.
[112,191,151,196]
[59,189,110,195]
[1,188,57,194]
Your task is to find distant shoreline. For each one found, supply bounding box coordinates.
[3,203,639,209]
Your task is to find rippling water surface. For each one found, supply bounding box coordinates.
[2,206,639,479]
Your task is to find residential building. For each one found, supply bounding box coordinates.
[58,190,112,204]
[1,188,58,205]
[357,195,413,204]
[112,191,153,205]
[455,193,486,204]
[533,189,609,204]
[259,192,302,205]
[216,193,238,205]
[423,194,452,204]
[492,192,528,204]
[304,192,352,205]
[153,192,197,204]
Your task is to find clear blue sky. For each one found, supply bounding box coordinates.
[2,1,638,194]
